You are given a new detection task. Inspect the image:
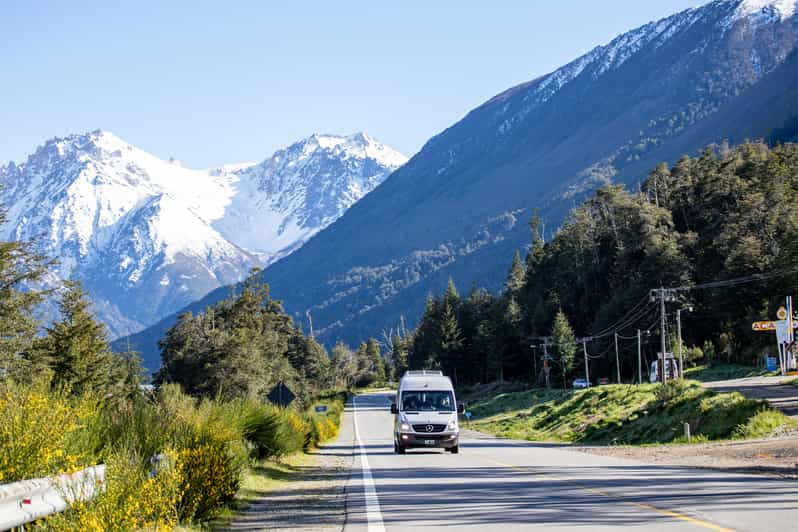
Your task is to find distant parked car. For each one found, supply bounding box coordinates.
[572,378,590,389]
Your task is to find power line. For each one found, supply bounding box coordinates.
[670,267,798,293]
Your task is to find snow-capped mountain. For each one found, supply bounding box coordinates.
[122,0,798,370]
[214,132,407,263]
[0,131,406,338]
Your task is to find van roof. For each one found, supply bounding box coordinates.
[399,372,454,391]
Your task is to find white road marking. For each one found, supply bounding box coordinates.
[353,395,386,532]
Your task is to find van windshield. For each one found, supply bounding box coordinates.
[401,390,455,412]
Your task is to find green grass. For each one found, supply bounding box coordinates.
[468,380,795,445]
[683,364,776,382]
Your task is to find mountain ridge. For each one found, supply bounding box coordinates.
[0,130,406,338]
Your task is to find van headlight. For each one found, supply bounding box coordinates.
[400,422,411,431]
[447,420,457,431]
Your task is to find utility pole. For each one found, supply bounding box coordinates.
[614,332,621,384]
[530,345,538,384]
[661,289,668,384]
[637,329,642,385]
[542,340,551,389]
[676,309,682,380]
[582,339,590,387]
[677,307,692,379]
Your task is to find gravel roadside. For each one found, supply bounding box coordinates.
[220,412,355,532]
[574,434,798,479]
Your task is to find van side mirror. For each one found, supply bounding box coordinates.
[457,403,465,414]
[390,403,398,414]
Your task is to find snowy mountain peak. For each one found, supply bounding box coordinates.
[294,132,407,168]
[734,0,798,20]
[214,133,407,260]
[1,130,406,339]
[489,0,798,138]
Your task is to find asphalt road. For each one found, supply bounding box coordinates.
[702,376,798,418]
[341,391,798,532]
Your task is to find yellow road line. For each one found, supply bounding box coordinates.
[476,454,735,532]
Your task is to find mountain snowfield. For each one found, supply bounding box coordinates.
[0,130,406,338]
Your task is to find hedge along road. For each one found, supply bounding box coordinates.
[343,391,798,532]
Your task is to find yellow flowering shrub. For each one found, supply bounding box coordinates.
[176,443,240,521]
[0,383,96,483]
[46,449,181,531]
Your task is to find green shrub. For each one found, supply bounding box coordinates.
[733,408,797,439]
[242,403,284,459]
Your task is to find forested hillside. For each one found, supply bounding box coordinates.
[398,142,798,385]
[124,1,798,366]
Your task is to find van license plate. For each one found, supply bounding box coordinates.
[424,440,435,446]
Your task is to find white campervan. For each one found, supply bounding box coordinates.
[390,370,464,454]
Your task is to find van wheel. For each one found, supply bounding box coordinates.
[397,444,406,454]
[449,445,459,454]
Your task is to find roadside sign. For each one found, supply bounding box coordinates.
[752,321,777,331]
[776,321,791,344]
[315,405,328,413]
[752,320,798,332]
[267,382,295,407]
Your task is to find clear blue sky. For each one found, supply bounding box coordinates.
[1,0,700,168]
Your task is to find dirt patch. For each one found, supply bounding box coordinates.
[574,434,798,479]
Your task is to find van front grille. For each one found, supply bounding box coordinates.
[412,424,447,433]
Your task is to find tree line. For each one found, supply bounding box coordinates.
[155,275,387,401]
[0,204,387,401]
[393,142,798,386]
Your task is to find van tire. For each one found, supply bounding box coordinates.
[397,444,406,454]
[449,445,459,454]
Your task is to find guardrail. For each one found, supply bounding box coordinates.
[0,464,105,530]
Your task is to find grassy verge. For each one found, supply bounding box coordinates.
[683,364,776,382]
[465,380,795,445]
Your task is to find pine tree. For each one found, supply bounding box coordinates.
[365,338,385,384]
[0,205,51,382]
[551,310,577,389]
[505,251,526,295]
[44,281,116,395]
[409,295,441,370]
[438,300,463,382]
[390,334,409,381]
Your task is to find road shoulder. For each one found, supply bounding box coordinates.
[219,410,355,532]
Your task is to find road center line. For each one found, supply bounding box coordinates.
[475,453,733,532]
[353,395,386,532]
